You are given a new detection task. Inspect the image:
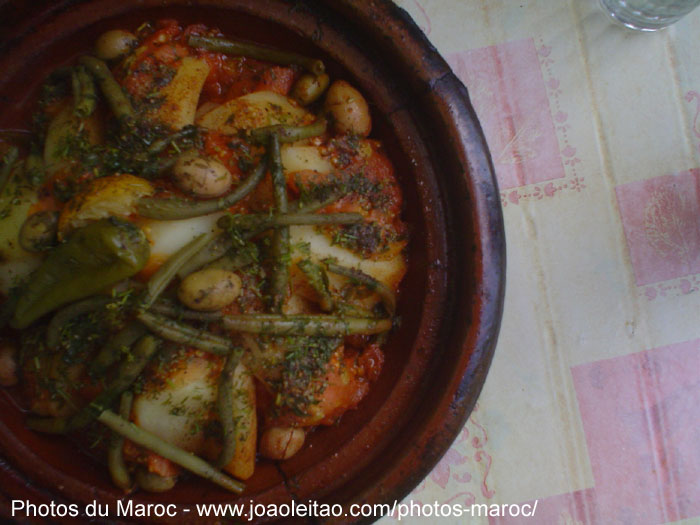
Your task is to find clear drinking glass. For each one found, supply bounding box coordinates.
[599,0,700,30]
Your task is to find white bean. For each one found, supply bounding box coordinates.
[259,427,305,460]
[178,268,242,311]
[95,30,137,62]
[173,152,233,198]
[292,73,330,106]
[324,80,371,137]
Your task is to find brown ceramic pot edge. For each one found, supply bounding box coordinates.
[0,0,506,522]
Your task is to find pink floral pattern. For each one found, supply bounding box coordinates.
[447,38,566,191]
[500,38,585,206]
[616,169,700,289]
[396,404,495,521]
[572,340,700,524]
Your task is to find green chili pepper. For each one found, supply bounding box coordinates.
[11,218,150,329]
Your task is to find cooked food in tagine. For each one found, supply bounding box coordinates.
[0,20,407,493]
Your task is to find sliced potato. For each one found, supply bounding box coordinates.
[57,174,154,239]
[132,355,217,454]
[281,145,333,175]
[196,91,309,134]
[149,56,210,130]
[290,225,406,290]
[139,212,223,275]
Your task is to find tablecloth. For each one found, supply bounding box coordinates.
[384,1,700,523]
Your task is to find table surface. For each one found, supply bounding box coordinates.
[383,1,700,524]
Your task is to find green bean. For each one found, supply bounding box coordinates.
[72,66,97,118]
[68,335,161,431]
[46,295,112,349]
[136,311,233,355]
[79,55,135,120]
[297,260,333,312]
[188,35,324,75]
[175,232,231,279]
[147,125,197,155]
[108,391,133,491]
[289,187,350,213]
[149,299,223,322]
[89,321,147,378]
[221,314,392,336]
[203,249,257,273]
[269,134,289,312]
[326,262,396,315]
[97,409,245,493]
[334,301,380,318]
[136,156,268,220]
[248,118,327,144]
[217,211,362,231]
[215,347,243,468]
[0,146,19,198]
[142,231,218,308]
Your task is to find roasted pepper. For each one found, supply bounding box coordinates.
[10,218,150,329]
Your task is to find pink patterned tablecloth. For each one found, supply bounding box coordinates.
[385,1,700,524]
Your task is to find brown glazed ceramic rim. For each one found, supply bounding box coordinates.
[0,1,505,523]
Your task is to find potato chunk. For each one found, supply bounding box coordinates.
[149,56,210,130]
[57,174,154,239]
[196,91,309,134]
